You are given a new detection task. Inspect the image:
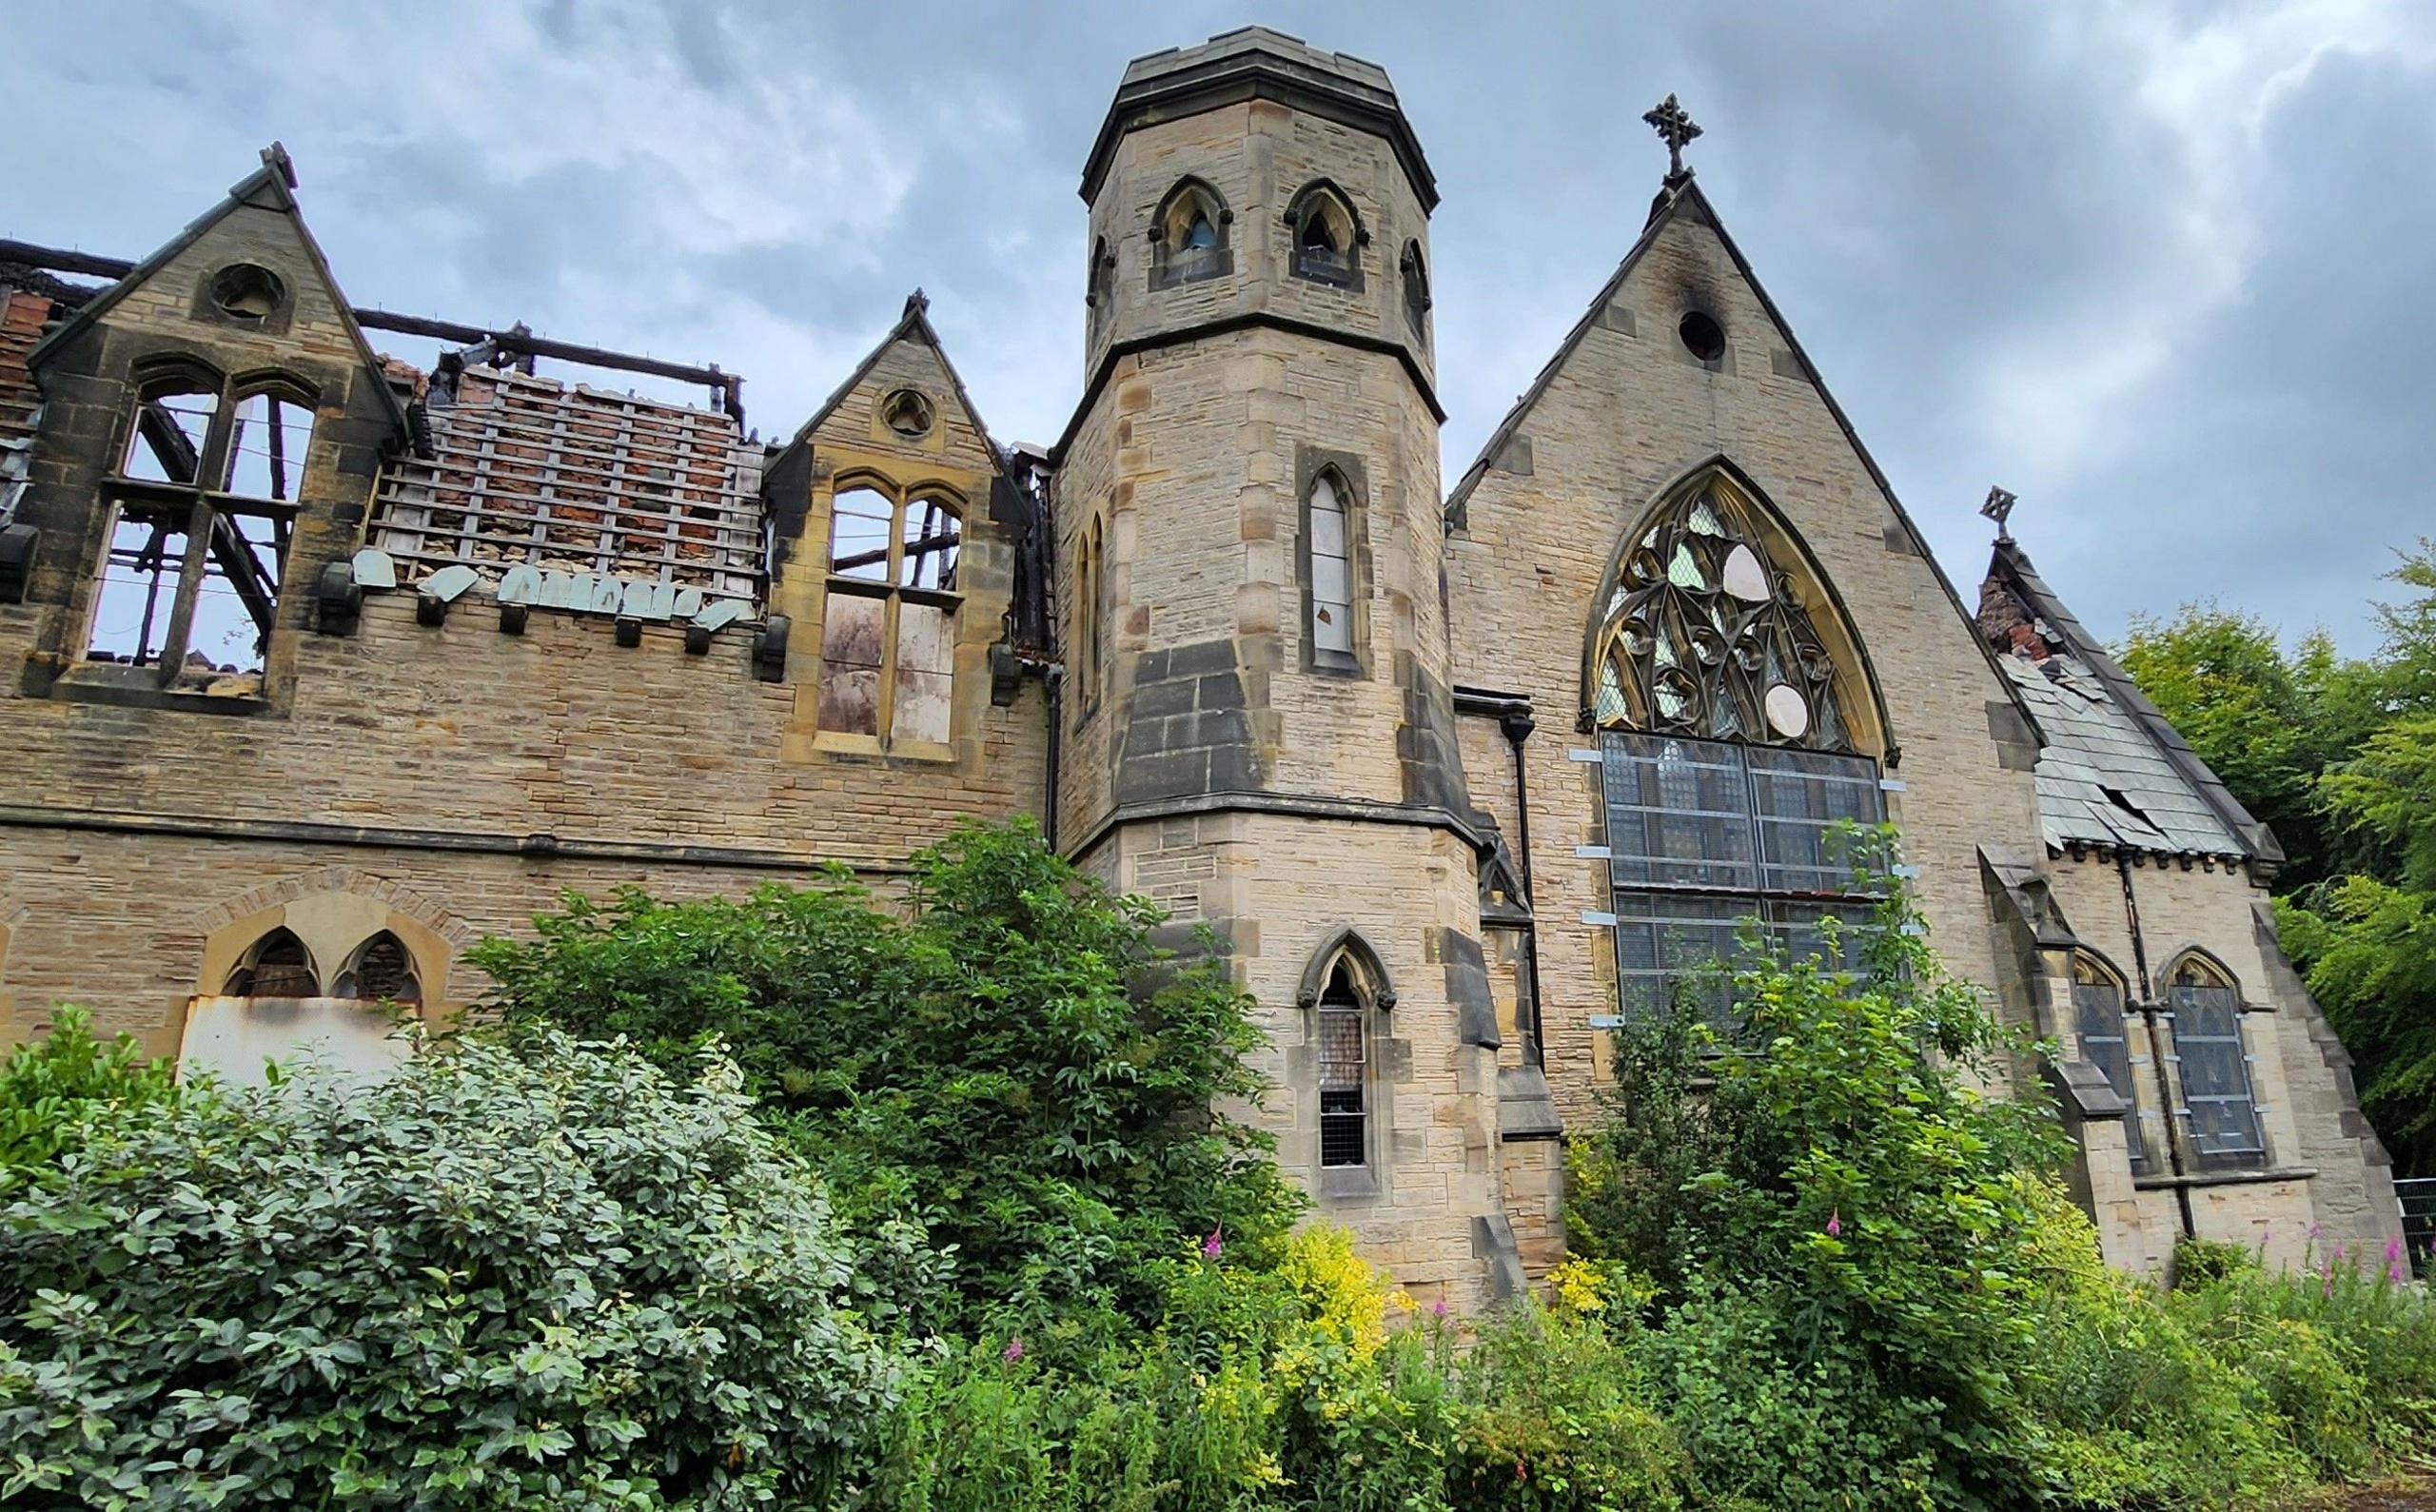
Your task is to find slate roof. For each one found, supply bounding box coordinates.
[1982,538,2281,868]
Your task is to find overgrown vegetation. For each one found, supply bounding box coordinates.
[2,820,2428,1508]
[2121,539,2436,1175]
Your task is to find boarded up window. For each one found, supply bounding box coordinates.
[819,590,885,736]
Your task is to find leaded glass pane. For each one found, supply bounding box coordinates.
[2073,974,2149,1172]
[1601,732,1758,890]
[2173,980,2265,1167]
[1611,890,1748,1031]
[1749,746,1884,893]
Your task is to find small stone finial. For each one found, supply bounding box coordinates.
[902,288,931,319]
[260,141,297,190]
[1981,484,2019,542]
[1642,94,1702,183]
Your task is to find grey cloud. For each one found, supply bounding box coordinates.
[4,1,2425,647]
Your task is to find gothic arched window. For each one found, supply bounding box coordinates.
[1298,930,1395,1174]
[1399,241,1430,336]
[2165,953,2267,1168]
[224,927,319,997]
[1285,181,1364,290]
[1590,470,1856,751]
[1149,178,1231,290]
[1306,468,1356,667]
[2073,952,2149,1172]
[334,931,422,1004]
[1591,465,1888,1027]
[1086,236,1115,334]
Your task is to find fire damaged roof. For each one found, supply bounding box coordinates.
[1979,537,2281,870]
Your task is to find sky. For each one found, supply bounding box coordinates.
[8,0,2432,653]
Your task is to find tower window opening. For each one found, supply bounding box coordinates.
[1150,178,1231,289]
[1308,470,1353,660]
[1287,182,1364,289]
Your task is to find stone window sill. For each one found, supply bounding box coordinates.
[809,729,956,765]
[40,663,272,717]
[1317,1166,1381,1201]
[2133,1166,2316,1191]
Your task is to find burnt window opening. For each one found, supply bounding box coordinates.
[2167,954,2268,1170]
[1679,309,1726,363]
[1306,469,1355,667]
[207,263,285,323]
[1149,178,1232,290]
[2073,953,2149,1173]
[87,374,311,685]
[1316,961,1369,1168]
[1399,241,1430,336]
[879,387,934,441]
[225,927,319,997]
[818,477,963,746]
[1286,182,1364,290]
[334,931,421,1004]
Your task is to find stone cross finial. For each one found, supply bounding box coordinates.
[1642,95,1702,182]
[1982,484,2018,542]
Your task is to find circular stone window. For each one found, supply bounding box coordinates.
[208,264,286,321]
[880,387,935,440]
[1678,309,1726,363]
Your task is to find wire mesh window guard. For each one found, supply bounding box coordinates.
[2073,956,2150,1173]
[2168,957,2268,1169]
[370,365,762,609]
[1602,729,1883,1031]
[1316,964,1368,1168]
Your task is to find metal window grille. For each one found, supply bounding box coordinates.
[1317,982,1367,1168]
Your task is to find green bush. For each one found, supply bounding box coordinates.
[0,1007,181,1182]
[2171,1234,2259,1290]
[472,818,1303,1345]
[0,1031,902,1510]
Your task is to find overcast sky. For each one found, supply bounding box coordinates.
[8,1,2430,652]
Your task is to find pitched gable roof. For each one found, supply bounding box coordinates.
[27,144,409,443]
[1446,174,2042,751]
[792,290,1000,461]
[1982,538,2283,869]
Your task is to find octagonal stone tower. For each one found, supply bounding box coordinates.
[1053,29,1527,1306]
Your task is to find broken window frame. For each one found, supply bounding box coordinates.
[815,473,964,748]
[87,366,312,686]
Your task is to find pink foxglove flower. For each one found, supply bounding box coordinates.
[1202,1227,1223,1261]
[2387,1236,2408,1285]
[1003,1335,1024,1364]
[1433,1298,1450,1318]
[1825,1209,1842,1239]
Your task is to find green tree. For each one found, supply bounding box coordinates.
[0,1031,900,1510]
[471,817,1303,1344]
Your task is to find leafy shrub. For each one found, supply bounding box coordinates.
[2172,1234,2259,1290]
[473,818,1302,1343]
[1567,848,2072,1508]
[1449,1305,1686,1511]
[0,1007,180,1181]
[0,1031,901,1510]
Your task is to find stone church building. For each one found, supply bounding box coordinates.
[0,29,2400,1303]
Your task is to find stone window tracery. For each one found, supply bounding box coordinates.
[334,931,422,1004]
[224,927,318,997]
[1589,472,1854,753]
[817,477,962,745]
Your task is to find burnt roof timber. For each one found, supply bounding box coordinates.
[0,238,743,406]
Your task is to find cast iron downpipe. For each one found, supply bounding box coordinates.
[1501,707,1548,1066]
[2117,849,2196,1238]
